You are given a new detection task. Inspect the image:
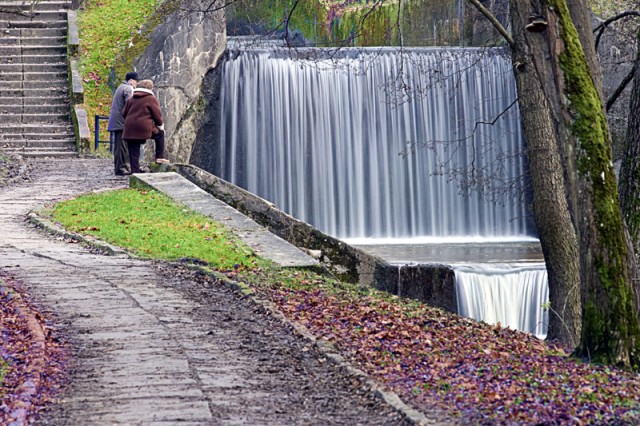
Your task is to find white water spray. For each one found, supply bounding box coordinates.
[455,264,549,338]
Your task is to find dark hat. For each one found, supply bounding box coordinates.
[125,72,140,81]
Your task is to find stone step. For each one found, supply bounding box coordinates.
[0,122,72,132]
[0,44,66,55]
[0,134,74,142]
[2,20,66,30]
[0,104,69,114]
[0,1,70,12]
[0,62,67,73]
[0,112,70,124]
[0,0,75,157]
[0,70,67,81]
[0,53,66,65]
[0,10,68,21]
[1,146,78,158]
[0,27,66,37]
[0,83,68,93]
[0,131,75,141]
[0,62,66,71]
[0,96,68,106]
[0,138,75,148]
[0,35,66,46]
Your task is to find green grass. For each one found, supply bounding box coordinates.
[51,188,266,270]
[78,0,159,138]
[0,359,8,390]
[49,188,394,300]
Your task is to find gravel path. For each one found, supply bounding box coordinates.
[0,158,414,425]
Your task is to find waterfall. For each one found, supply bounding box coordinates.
[216,44,548,337]
[217,47,532,240]
[455,264,549,338]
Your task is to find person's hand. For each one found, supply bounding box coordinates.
[157,124,165,132]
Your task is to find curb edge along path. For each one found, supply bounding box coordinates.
[0,158,444,425]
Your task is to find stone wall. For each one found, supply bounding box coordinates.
[130,0,226,163]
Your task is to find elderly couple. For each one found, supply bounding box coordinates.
[107,72,169,176]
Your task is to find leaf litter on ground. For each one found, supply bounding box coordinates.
[0,272,68,425]
[238,268,640,425]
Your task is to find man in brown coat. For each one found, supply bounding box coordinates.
[122,80,165,173]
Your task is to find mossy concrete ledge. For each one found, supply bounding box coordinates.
[172,164,459,314]
[129,172,320,269]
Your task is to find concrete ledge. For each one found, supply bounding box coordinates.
[130,172,320,269]
[67,10,79,56]
[72,106,91,152]
[70,59,84,104]
[175,163,376,283]
[173,164,459,313]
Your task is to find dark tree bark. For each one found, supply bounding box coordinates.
[509,0,581,348]
[619,30,640,259]
[508,0,640,367]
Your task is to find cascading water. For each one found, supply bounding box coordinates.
[218,47,530,240]
[215,44,549,337]
[455,264,549,338]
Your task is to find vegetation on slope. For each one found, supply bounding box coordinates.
[77,0,158,142]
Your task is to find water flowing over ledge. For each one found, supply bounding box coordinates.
[217,46,533,240]
[455,263,549,339]
[214,43,548,337]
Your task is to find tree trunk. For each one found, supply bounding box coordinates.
[618,30,640,314]
[565,0,605,103]
[510,0,640,367]
[509,0,581,348]
[619,31,640,259]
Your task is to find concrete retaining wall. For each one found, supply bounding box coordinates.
[175,163,459,314]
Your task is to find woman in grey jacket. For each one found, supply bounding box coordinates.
[108,71,138,175]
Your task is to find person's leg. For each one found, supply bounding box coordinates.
[153,131,166,161]
[127,139,143,173]
[113,130,131,175]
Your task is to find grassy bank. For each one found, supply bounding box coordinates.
[48,187,640,425]
[77,0,158,143]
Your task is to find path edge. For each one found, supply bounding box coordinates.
[27,208,443,426]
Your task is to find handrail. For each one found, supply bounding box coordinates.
[94,115,110,151]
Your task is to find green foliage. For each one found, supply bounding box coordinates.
[589,0,637,17]
[51,189,264,270]
[229,0,469,47]
[0,358,8,391]
[77,0,159,136]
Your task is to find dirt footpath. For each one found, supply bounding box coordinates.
[0,158,414,425]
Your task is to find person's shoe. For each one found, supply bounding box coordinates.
[155,158,170,164]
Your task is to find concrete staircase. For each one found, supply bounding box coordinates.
[0,0,77,158]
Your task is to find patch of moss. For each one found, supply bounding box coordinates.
[549,0,640,367]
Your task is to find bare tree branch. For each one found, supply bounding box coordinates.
[465,0,514,48]
[607,60,638,111]
[472,98,519,132]
[594,10,640,51]
[282,0,301,47]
